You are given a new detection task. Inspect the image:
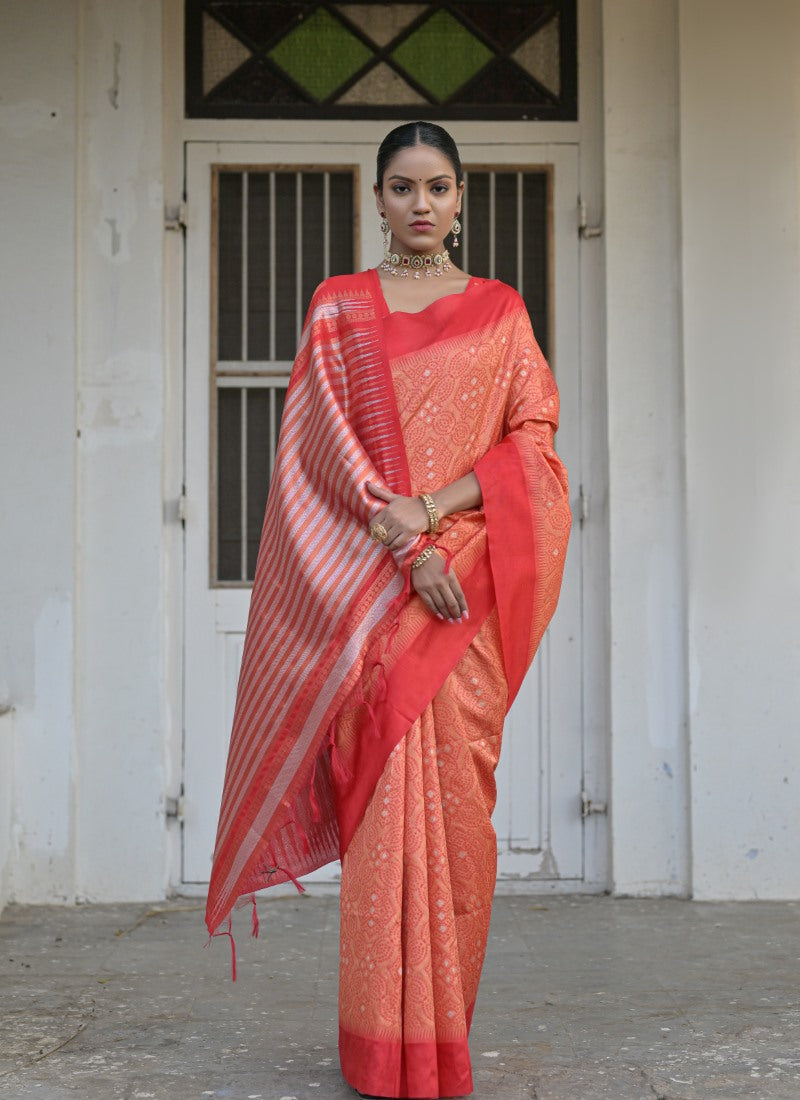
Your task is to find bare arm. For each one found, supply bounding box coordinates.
[365,471,482,549]
[430,471,482,519]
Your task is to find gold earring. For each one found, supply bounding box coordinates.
[451,214,462,248]
[380,215,390,250]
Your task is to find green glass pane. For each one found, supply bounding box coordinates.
[268,8,373,102]
[390,10,493,102]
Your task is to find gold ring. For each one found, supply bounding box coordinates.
[370,523,389,544]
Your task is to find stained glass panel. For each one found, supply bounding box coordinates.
[267,7,373,102]
[186,0,577,120]
[389,10,493,102]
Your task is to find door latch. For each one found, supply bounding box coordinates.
[578,199,603,239]
[580,789,608,818]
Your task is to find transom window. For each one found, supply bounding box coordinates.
[186,1,577,120]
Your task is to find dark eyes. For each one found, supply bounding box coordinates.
[392,184,449,194]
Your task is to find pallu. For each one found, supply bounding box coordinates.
[205,269,571,1098]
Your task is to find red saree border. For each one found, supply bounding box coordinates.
[339,1019,474,1099]
[335,549,495,855]
[474,435,538,709]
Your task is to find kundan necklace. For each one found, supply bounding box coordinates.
[380,247,451,278]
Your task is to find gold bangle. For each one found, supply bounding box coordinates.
[411,545,437,570]
[419,493,439,536]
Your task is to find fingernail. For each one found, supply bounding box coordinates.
[436,613,444,620]
[463,610,469,621]
[457,615,463,624]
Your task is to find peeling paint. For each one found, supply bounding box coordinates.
[107,41,121,108]
[104,217,121,255]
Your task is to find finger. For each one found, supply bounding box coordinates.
[428,582,457,621]
[386,526,412,550]
[438,583,462,621]
[448,576,469,619]
[431,593,449,619]
[420,581,448,619]
[366,481,396,502]
[419,590,444,620]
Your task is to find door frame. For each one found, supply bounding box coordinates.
[161,0,609,897]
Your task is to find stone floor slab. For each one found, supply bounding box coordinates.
[1,895,799,1098]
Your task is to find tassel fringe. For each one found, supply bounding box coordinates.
[205,915,237,982]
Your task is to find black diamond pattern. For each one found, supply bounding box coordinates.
[208,1,314,49]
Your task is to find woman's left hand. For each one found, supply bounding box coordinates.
[366,481,430,549]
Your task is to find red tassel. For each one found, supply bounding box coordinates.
[364,698,382,740]
[432,541,453,574]
[251,896,260,939]
[291,816,312,858]
[277,865,307,894]
[205,915,237,981]
[308,754,322,823]
[330,739,351,784]
[373,659,388,705]
[384,617,401,655]
[328,724,351,783]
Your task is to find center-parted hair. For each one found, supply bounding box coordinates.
[376,121,464,189]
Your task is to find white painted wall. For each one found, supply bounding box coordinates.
[0,1,79,907]
[679,0,800,898]
[602,0,690,894]
[0,0,172,911]
[74,0,170,900]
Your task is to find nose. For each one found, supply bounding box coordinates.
[412,188,431,213]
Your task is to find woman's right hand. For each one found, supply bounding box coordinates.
[412,551,469,623]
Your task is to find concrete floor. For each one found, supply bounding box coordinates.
[1,893,799,1100]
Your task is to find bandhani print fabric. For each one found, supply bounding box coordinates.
[205,268,571,1098]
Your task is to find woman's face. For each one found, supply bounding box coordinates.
[375,143,464,256]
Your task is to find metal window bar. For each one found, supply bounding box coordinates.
[323,171,330,278]
[462,170,469,271]
[240,386,247,581]
[268,171,276,363]
[269,386,276,469]
[241,172,248,363]
[489,172,496,281]
[296,172,303,346]
[516,171,524,298]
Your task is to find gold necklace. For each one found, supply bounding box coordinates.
[380,247,451,278]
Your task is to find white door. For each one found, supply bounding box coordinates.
[182,139,582,888]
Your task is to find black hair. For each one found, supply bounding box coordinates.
[376,121,464,189]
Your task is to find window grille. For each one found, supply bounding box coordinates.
[186,1,577,120]
[210,163,551,585]
[462,166,551,362]
[212,167,357,584]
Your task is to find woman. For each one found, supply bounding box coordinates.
[206,122,572,1099]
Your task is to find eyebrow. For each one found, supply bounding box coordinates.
[387,173,454,183]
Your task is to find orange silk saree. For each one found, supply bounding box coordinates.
[205,269,571,1098]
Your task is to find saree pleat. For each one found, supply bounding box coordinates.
[338,608,506,1099]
